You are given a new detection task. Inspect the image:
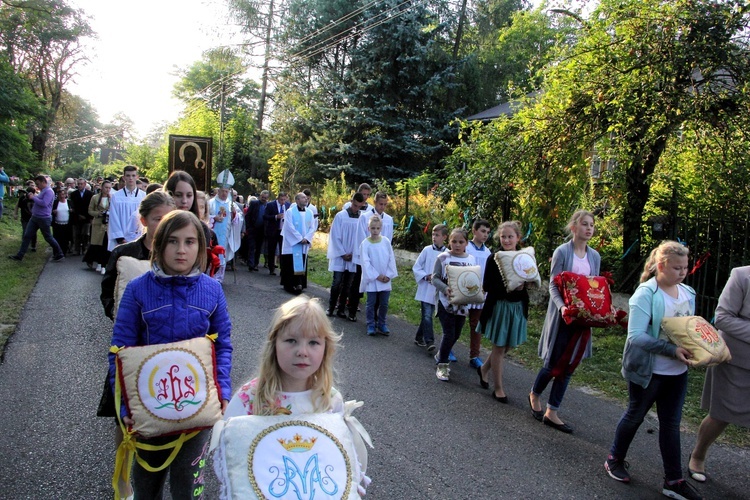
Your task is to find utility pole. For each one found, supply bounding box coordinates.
[257,0,274,131]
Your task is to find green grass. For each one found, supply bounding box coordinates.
[306,246,750,447]
[0,216,47,356]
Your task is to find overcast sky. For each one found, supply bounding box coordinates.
[67,0,247,138]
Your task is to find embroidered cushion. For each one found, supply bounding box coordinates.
[554,271,627,328]
[114,256,151,319]
[115,336,223,438]
[660,316,732,367]
[446,265,484,305]
[213,413,363,500]
[494,247,542,292]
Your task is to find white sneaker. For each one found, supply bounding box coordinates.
[96,264,102,272]
[436,363,450,381]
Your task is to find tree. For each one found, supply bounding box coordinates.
[0,58,38,175]
[0,0,93,162]
[532,0,750,272]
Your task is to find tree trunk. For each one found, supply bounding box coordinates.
[256,0,274,131]
[621,134,669,285]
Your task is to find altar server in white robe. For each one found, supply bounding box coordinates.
[209,183,243,283]
[326,192,366,317]
[107,165,146,251]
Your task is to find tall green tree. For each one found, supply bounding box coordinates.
[0,58,38,175]
[0,0,93,162]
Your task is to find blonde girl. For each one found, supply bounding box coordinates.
[109,210,232,499]
[224,295,343,417]
[530,210,599,433]
[432,227,476,381]
[477,221,529,402]
[604,241,701,500]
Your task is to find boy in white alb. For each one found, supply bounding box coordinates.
[359,215,398,336]
[107,165,145,251]
[412,224,448,353]
[466,219,493,369]
[327,193,366,317]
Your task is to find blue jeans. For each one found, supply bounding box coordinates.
[16,215,63,259]
[532,322,576,410]
[365,290,390,329]
[610,372,688,481]
[437,302,466,363]
[329,270,354,313]
[415,301,435,344]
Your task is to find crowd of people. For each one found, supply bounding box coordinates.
[2,166,748,500]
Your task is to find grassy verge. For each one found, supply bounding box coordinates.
[307,246,749,447]
[0,216,47,357]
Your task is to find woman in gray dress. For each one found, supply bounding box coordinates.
[688,266,750,482]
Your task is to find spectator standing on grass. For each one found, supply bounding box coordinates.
[8,174,65,262]
[412,224,448,353]
[83,179,112,270]
[108,165,145,251]
[0,164,9,220]
[327,192,366,317]
[14,187,37,252]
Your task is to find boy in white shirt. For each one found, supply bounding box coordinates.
[412,224,448,353]
[466,219,492,368]
[327,193,366,317]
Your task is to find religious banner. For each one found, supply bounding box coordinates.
[168,135,213,192]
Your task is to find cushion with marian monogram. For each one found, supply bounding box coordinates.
[212,412,368,500]
[445,265,485,305]
[115,336,223,438]
[661,316,732,367]
[494,247,542,292]
[114,256,151,319]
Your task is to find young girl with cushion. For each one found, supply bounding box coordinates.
[530,210,599,433]
[432,227,477,382]
[109,210,233,499]
[477,221,530,403]
[221,295,370,496]
[604,240,702,500]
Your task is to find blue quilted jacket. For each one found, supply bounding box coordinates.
[109,269,233,417]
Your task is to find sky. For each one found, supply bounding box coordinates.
[67,0,247,138]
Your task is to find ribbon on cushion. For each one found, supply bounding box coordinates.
[550,326,592,378]
[343,400,374,497]
[111,346,201,500]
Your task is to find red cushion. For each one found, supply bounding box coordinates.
[553,272,627,328]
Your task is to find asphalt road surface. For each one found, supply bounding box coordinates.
[0,257,748,499]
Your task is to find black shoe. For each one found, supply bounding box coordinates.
[52,255,65,262]
[426,343,436,353]
[269,270,277,275]
[326,309,335,317]
[251,266,259,271]
[492,393,509,404]
[414,338,427,347]
[543,416,573,433]
[477,366,489,389]
[347,314,357,322]
[8,255,22,261]
[528,393,544,421]
[336,311,348,319]
[284,287,297,295]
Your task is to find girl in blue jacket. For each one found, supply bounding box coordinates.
[109,210,233,499]
[605,240,702,500]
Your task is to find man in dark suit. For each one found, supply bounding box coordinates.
[70,178,93,255]
[244,190,270,271]
[263,191,289,275]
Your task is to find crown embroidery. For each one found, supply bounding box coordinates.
[278,433,317,452]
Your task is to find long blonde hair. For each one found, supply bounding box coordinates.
[253,295,341,415]
[640,240,690,283]
[494,220,523,249]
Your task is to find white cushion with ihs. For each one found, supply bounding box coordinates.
[115,336,223,438]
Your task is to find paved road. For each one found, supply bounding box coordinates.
[0,257,748,499]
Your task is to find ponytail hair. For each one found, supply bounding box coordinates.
[494,220,523,249]
[640,240,689,283]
